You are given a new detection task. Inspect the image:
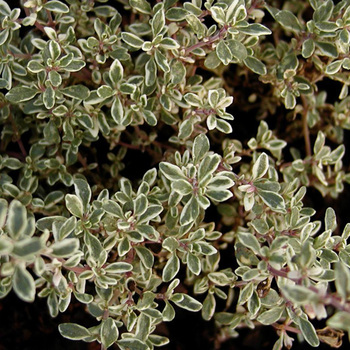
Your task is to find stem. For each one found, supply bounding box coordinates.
[184,25,229,55]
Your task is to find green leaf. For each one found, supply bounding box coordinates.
[13,265,35,302]
[59,323,91,340]
[192,133,210,164]
[48,70,62,87]
[84,231,104,263]
[226,39,247,61]
[6,86,39,103]
[334,262,350,299]
[216,41,233,66]
[275,10,302,32]
[43,0,69,13]
[256,189,285,211]
[171,293,202,312]
[186,14,205,38]
[13,237,43,257]
[64,59,86,72]
[74,178,91,212]
[0,28,9,45]
[162,253,180,282]
[325,207,337,232]
[238,23,272,36]
[51,238,79,257]
[145,57,157,86]
[180,196,199,225]
[172,179,193,196]
[152,9,165,37]
[135,246,154,269]
[6,200,27,240]
[49,40,61,61]
[282,285,315,304]
[118,338,148,350]
[43,85,55,109]
[257,306,285,325]
[237,231,260,254]
[160,162,186,181]
[155,49,170,73]
[243,56,267,75]
[252,152,269,179]
[166,8,188,21]
[111,96,124,124]
[202,293,216,321]
[0,0,11,16]
[105,262,133,274]
[101,318,119,349]
[109,59,124,86]
[121,32,144,49]
[187,253,201,275]
[129,0,152,15]
[61,85,90,100]
[65,194,84,217]
[143,109,157,126]
[298,317,320,347]
[163,301,176,321]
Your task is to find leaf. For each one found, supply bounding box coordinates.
[74,178,91,212]
[121,32,144,48]
[334,262,350,299]
[51,238,79,257]
[238,23,272,36]
[6,199,27,240]
[101,318,119,349]
[13,265,35,302]
[187,253,201,275]
[298,317,320,347]
[111,96,124,124]
[185,14,205,38]
[105,262,133,274]
[216,41,233,66]
[256,189,285,211]
[180,196,199,225]
[172,179,193,195]
[237,231,260,253]
[159,162,186,181]
[65,194,84,217]
[134,246,154,269]
[118,338,148,350]
[202,293,216,321]
[59,323,91,340]
[243,56,267,75]
[109,59,124,86]
[0,0,11,16]
[145,57,157,86]
[129,0,152,14]
[275,10,302,32]
[6,86,39,103]
[152,9,165,37]
[325,207,337,232]
[282,285,315,304]
[43,0,69,13]
[61,85,90,100]
[192,133,210,164]
[171,293,202,312]
[257,306,285,325]
[43,85,55,109]
[252,152,269,179]
[13,237,43,257]
[84,231,104,263]
[162,253,180,282]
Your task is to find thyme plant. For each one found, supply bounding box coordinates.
[1,0,350,349]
